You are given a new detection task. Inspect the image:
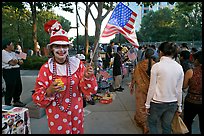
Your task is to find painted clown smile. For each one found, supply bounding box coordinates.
[56,50,66,56]
[53,47,68,59]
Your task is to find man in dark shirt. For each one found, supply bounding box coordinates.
[104,41,114,69]
[112,46,124,92]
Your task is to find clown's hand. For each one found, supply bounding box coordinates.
[85,95,92,101]
[84,63,94,79]
[46,81,61,97]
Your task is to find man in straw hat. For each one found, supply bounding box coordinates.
[32,20,98,134]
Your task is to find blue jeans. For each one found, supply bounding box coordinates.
[148,102,177,134]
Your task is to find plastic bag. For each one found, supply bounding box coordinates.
[171,114,189,134]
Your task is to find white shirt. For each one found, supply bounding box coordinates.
[145,56,184,112]
[113,44,118,53]
[2,50,20,69]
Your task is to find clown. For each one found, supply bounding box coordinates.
[32,20,98,134]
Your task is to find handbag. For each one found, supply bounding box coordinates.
[171,113,189,134]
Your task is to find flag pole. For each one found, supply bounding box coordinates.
[90,33,102,64]
[90,18,112,64]
[90,24,108,64]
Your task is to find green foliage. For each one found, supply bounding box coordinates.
[2,5,32,48]
[72,35,95,49]
[138,2,202,42]
[58,16,72,32]
[173,2,202,41]
[2,2,74,52]
[21,56,48,70]
[2,4,72,50]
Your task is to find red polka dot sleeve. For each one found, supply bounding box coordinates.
[32,62,55,108]
[78,61,98,96]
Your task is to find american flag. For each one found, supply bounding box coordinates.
[15,52,27,60]
[99,70,112,79]
[101,2,139,48]
[127,48,137,61]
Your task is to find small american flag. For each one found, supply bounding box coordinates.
[127,48,137,61]
[15,52,27,60]
[99,70,111,79]
[101,2,139,48]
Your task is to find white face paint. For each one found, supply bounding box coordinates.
[53,46,68,59]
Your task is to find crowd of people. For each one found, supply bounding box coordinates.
[78,40,202,134]
[129,42,202,134]
[85,40,202,134]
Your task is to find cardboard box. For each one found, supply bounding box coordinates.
[2,105,31,134]
[25,101,46,119]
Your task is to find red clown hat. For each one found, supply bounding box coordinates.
[44,20,72,47]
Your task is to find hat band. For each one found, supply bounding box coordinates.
[50,35,69,44]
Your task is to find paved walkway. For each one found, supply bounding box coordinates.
[21,70,142,134]
[2,70,201,134]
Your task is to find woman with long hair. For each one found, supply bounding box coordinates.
[129,48,155,134]
[183,51,202,134]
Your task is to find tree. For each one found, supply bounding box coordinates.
[2,5,32,50]
[3,2,74,55]
[87,2,166,59]
[84,2,114,73]
[2,5,72,52]
[173,2,202,41]
[76,2,94,56]
[138,2,202,42]
[26,2,73,55]
[76,2,116,59]
[139,8,175,42]
[72,35,95,52]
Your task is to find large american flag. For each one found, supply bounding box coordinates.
[101,2,139,48]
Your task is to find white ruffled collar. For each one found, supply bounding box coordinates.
[48,56,80,76]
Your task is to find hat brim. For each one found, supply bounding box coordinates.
[47,41,73,47]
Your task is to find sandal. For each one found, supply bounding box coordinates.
[143,126,149,134]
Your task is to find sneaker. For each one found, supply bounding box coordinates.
[115,88,123,92]
[13,101,26,107]
[119,87,124,90]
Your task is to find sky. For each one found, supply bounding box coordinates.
[53,3,115,43]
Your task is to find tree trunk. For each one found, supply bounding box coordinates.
[85,7,90,58]
[30,2,38,55]
[92,3,103,75]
